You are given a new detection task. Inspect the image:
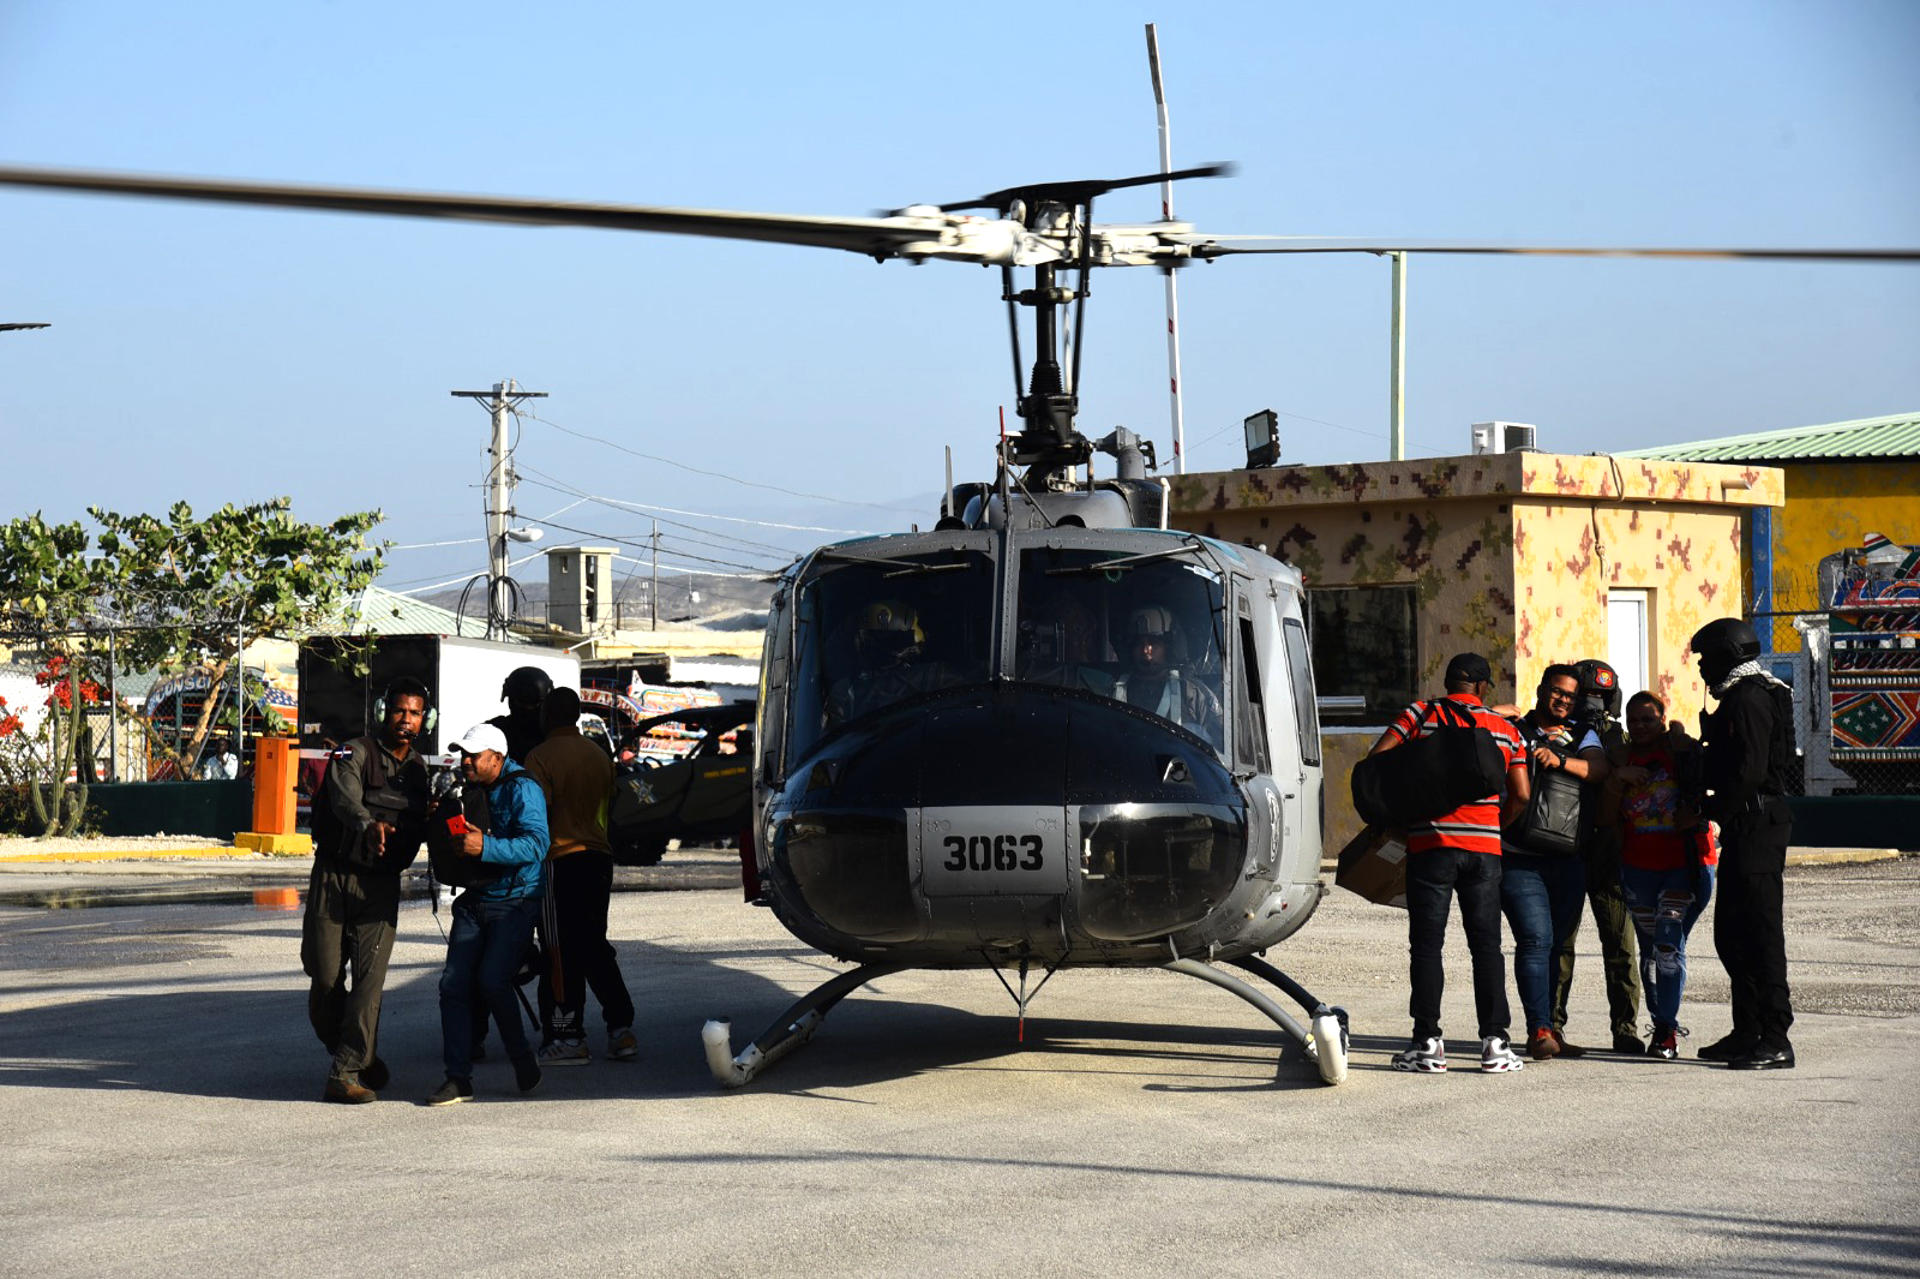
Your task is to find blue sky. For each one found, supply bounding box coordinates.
[2,1,1916,598]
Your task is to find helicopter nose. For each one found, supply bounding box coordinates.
[772,686,1244,950]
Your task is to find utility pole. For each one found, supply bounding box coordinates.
[1389,252,1407,462]
[650,520,660,631]
[452,379,546,640]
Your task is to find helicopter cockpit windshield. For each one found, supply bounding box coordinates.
[1015,546,1227,753]
[788,544,995,755]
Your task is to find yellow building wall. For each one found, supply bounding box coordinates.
[1765,460,1920,651]
[1513,499,1744,733]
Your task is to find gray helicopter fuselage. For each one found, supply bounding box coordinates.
[751,507,1326,970]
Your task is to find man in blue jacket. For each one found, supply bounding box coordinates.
[427,723,550,1106]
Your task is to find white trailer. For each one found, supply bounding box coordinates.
[297,633,581,768]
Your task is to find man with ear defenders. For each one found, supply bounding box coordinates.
[301,676,433,1104]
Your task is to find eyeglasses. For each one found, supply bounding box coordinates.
[1544,688,1577,705]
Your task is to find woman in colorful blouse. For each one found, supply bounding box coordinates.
[1599,691,1716,1060]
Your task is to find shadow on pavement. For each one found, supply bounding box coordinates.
[0,930,1336,1103]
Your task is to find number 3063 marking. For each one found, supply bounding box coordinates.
[942,834,1044,873]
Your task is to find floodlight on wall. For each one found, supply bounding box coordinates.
[1244,409,1280,469]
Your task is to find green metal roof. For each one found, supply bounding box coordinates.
[334,584,518,640]
[1624,412,1920,463]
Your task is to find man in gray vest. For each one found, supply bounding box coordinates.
[301,678,432,1104]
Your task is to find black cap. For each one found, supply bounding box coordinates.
[1445,652,1493,686]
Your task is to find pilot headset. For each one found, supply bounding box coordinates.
[371,677,439,734]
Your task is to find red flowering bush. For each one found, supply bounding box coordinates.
[33,656,100,711]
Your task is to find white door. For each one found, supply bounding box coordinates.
[1607,590,1651,700]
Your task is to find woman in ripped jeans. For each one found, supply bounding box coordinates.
[1600,691,1717,1060]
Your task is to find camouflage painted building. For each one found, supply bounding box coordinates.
[1169,451,1782,853]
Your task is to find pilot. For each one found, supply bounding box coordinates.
[1111,605,1222,744]
[827,599,958,724]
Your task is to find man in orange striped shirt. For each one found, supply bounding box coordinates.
[1370,653,1531,1074]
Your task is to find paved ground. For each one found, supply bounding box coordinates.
[1,858,1915,1277]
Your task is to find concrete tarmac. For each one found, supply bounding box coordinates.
[1,858,1915,1277]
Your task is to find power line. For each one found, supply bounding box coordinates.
[514,408,924,515]
[516,473,796,556]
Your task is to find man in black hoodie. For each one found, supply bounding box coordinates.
[1690,617,1797,1070]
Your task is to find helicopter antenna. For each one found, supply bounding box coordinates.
[1146,23,1187,475]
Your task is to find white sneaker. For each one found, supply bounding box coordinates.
[1391,1036,1447,1073]
[608,1027,639,1061]
[538,1038,591,1067]
[1480,1034,1526,1073]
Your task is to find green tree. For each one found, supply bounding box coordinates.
[0,500,384,832]
[0,515,111,834]
[92,498,385,767]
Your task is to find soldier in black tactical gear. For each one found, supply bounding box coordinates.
[1551,658,1646,1053]
[301,677,433,1103]
[490,665,555,764]
[1690,617,1797,1070]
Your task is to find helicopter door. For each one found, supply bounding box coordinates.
[917,805,1071,898]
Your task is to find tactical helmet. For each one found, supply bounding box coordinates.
[1690,617,1761,688]
[1689,618,1761,664]
[501,665,555,706]
[1575,658,1622,720]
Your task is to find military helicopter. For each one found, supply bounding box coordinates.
[3,127,1913,1092]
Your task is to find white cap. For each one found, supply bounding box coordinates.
[451,723,509,757]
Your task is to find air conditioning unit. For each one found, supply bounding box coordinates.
[1471,420,1538,455]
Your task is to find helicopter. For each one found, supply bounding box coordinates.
[3,133,1914,1092]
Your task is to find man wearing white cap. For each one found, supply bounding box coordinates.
[426,723,550,1106]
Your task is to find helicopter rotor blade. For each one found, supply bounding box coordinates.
[1172,235,1920,264]
[0,164,1063,266]
[935,162,1235,214]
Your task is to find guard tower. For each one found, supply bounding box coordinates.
[545,545,617,635]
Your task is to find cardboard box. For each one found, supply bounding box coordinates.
[1335,824,1408,909]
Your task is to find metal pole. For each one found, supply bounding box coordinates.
[1147,24,1187,475]
[453,379,546,642]
[234,615,245,767]
[487,380,512,639]
[1389,251,1407,461]
[106,628,117,783]
[650,520,659,631]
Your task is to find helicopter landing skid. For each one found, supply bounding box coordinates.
[702,962,905,1088]
[1163,956,1351,1086]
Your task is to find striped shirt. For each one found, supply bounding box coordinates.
[1383,693,1526,855]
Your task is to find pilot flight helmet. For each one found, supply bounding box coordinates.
[1689,617,1761,686]
[855,599,923,665]
[1574,658,1622,722]
[1127,605,1184,670]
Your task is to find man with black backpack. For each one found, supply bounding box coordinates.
[1371,653,1531,1075]
[1691,617,1798,1070]
[1499,664,1611,1061]
[301,677,433,1104]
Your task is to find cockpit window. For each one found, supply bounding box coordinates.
[1015,546,1228,753]
[787,546,994,757]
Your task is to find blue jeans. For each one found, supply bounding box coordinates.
[1621,862,1713,1032]
[1500,853,1587,1035]
[439,892,541,1081]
